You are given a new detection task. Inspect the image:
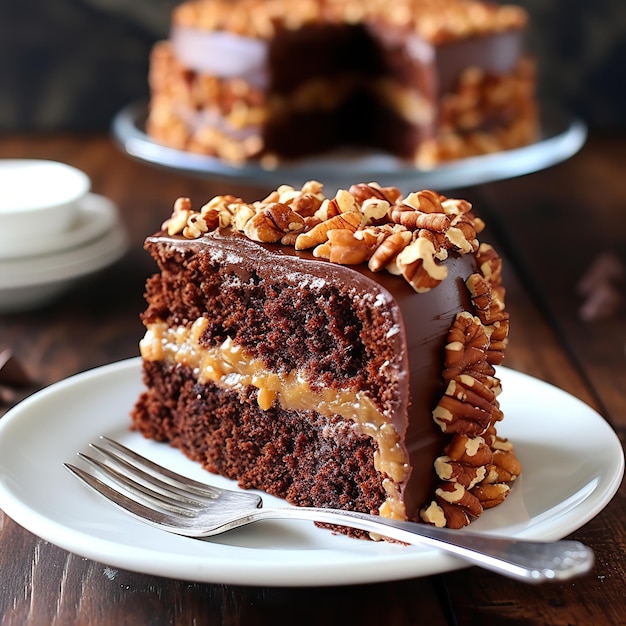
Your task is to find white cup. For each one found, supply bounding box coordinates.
[0,160,91,247]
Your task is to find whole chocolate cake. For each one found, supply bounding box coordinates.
[131,181,521,534]
[147,0,537,167]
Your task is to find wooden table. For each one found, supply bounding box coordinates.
[0,134,624,625]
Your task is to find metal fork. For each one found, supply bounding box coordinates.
[64,437,594,583]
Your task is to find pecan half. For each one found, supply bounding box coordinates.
[443,311,491,381]
[349,182,402,205]
[466,273,508,325]
[434,455,487,489]
[433,375,494,436]
[471,483,510,509]
[323,229,375,265]
[390,206,451,232]
[402,189,443,213]
[182,213,209,239]
[290,193,323,217]
[475,243,503,286]
[294,210,361,250]
[435,482,483,528]
[244,202,304,242]
[445,433,493,466]
[367,229,412,272]
[484,447,522,483]
[163,197,193,235]
[396,232,448,292]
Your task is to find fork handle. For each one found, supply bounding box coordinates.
[226,507,594,583]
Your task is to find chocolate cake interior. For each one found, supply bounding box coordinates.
[135,235,403,518]
[263,22,434,158]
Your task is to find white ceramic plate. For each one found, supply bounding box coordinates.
[113,101,587,191]
[0,193,119,259]
[0,195,128,312]
[0,359,622,587]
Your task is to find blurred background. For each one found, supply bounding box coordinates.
[0,0,625,133]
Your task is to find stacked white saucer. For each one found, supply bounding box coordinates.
[0,160,128,313]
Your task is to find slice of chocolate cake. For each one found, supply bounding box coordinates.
[131,181,521,534]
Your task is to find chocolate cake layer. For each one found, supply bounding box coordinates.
[134,360,388,524]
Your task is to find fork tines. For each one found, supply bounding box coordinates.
[65,437,265,534]
[64,441,214,519]
[99,437,224,497]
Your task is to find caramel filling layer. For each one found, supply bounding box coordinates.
[140,318,409,519]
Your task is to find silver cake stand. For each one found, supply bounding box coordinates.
[112,101,586,192]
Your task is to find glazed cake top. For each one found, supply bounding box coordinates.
[160,180,503,297]
[172,0,527,44]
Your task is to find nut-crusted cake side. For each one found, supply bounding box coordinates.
[132,181,521,531]
[172,0,528,42]
[147,0,537,167]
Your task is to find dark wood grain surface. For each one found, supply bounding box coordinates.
[0,134,624,626]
